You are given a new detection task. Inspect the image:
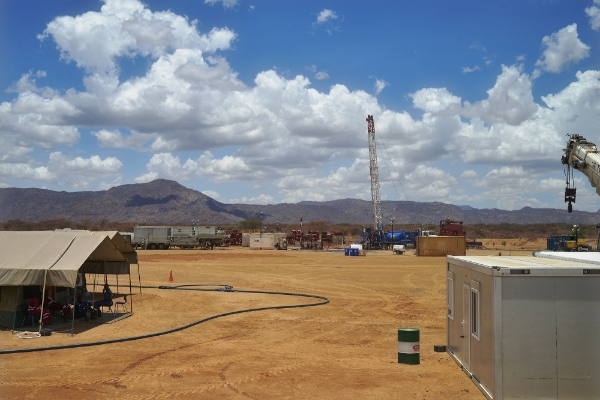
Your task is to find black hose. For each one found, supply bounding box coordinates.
[0,284,329,355]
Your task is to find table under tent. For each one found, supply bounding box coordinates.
[0,231,139,333]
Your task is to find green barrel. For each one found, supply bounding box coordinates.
[398,328,420,365]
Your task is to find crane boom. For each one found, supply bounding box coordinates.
[367,115,384,233]
[562,133,600,212]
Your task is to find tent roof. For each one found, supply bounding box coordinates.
[0,231,130,287]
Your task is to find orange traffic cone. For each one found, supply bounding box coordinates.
[169,270,174,282]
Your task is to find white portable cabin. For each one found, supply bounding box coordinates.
[446,253,600,399]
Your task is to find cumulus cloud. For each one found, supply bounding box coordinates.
[586,0,600,30]
[460,170,478,178]
[411,88,461,113]
[374,79,388,95]
[315,71,329,80]
[3,0,600,210]
[316,9,337,24]
[534,24,590,76]
[462,64,537,125]
[0,152,122,188]
[38,0,236,73]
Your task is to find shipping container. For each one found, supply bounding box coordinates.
[446,253,600,399]
[249,237,274,249]
[417,236,466,256]
[241,233,250,247]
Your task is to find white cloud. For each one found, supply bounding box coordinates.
[374,79,388,95]
[316,9,337,24]
[462,65,480,73]
[0,152,122,188]
[586,0,600,30]
[403,165,457,201]
[460,170,479,178]
[205,0,239,8]
[315,71,329,80]
[462,64,537,125]
[534,24,590,75]
[38,0,236,73]
[3,0,600,209]
[411,88,461,113]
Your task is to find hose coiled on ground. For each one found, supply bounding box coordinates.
[1,284,329,355]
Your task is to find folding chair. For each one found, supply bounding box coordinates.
[114,296,128,315]
[21,304,35,328]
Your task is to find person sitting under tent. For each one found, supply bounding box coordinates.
[74,294,96,321]
[28,292,52,325]
[44,291,71,322]
[94,284,113,316]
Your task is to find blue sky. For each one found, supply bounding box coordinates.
[1,0,599,212]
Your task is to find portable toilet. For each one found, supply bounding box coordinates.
[446,253,600,399]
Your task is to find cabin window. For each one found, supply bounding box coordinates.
[446,270,454,320]
[471,281,481,340]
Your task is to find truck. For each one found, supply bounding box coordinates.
[392,244,405,254]
[547,235,592,252]
[439,219,466,236]
[132,225,225,250]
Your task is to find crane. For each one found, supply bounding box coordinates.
[562,133,600,213]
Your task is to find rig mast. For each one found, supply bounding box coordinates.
[367,115,384,237]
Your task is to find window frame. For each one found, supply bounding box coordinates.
[470,280,481,341]
[446,270,454,320]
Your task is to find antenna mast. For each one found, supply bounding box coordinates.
[366,115,384,234]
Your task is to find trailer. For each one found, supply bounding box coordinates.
[547,234,591,251]
[447,253,600,399]
[132,225,225,249]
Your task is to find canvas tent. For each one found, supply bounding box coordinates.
[0,231,137,330]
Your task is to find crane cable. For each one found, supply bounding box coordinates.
[376,134,409,201]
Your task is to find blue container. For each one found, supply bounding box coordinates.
[386,231,407,242]
[344,248,350,256]
[350,248,359,256]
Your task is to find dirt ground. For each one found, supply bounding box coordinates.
[0,242,550,399]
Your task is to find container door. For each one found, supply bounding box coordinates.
[462,282,471,371]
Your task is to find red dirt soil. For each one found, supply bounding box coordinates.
[0,247,491,399]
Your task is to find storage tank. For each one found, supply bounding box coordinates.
[385,232,407,242]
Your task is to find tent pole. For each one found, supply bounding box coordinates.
[70,282,76,335]
[11,285,20,333]
[137,263,142,294]
[129,270,133,314]
[39,269,48,333]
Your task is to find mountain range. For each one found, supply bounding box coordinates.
[1,179,599,225]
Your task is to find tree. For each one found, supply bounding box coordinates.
[238,218,262,230]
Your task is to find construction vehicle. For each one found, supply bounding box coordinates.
[562,133,600,213]
[132,225,225,250]
[547,235,592,252]
[439,219,466,236]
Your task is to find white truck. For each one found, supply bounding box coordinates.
[132,225,225,250]
[392,244,405,255]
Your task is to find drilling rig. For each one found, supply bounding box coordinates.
[360,115,386,249]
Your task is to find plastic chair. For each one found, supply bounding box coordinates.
[21,304,35,328]
[114,296,128,315]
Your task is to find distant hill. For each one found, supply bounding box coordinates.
[1,179,599,225]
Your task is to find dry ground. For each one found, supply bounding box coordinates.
[0,243,548,399]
